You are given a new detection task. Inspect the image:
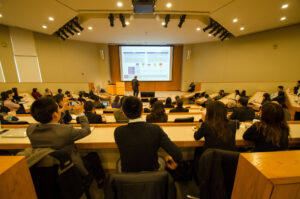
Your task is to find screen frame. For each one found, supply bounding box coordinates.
[119,45,174,82]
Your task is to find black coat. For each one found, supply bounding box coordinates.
[230,106,255,122]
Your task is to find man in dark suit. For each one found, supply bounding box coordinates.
[169,99,189,113]
[131,75,139,97]
[114,96,182,172]
[230,97,255,122]
[27,97,105,187]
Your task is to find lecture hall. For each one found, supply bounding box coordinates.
[0,0,300,199]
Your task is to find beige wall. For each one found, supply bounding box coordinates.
[182,24,300,92]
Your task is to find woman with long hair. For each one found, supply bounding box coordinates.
[164,97,174,108]
[146,101,168,123]
[194,101,238,151]
[243,102,289,152]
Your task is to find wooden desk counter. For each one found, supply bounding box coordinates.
[218,92,236,105]
[248,91,266,111]
[232,151,300,199]
[195,93,218,105]
[285,91,300,120]
[0,156,37,199]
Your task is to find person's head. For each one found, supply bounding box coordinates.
[260,102,289,146]
[12,88,18,96]
[237,97,248,107]
[114,95,120,103]
[235,90,240,95]
[84,101,95,113]
[31,97,60,124]
[227,100,236,109]
[175,96,180,101]
[1,91,9,101]
[134,75,137,79]
[65,91,72,98]
[32,88,38,93]
[297,81,300,87]
[58,89,63,94]
[45,88,50,93]
[204,94,209,99]
[6,90,13,100]
[240,90,246,97]
[277,86,284,92]
[149,97,157,108]
[53,94,64,107]
[205,101,231,141]
[122,96,143,119]
[263,93,271,101]
[176,99,183,108]
[151,101,165,117]
[165,97,172,105]
[219,90,224,95]
[120,96,127,107]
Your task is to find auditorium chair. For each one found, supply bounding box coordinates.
[174,117,194,123]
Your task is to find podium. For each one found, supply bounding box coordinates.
[107,82,125,95]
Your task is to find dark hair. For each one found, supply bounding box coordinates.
[84,101,94,112]
[65,91,70,95]
[278,86,284,90]
[31,97,59,124]
[298,80,300,84]
[113,95,120,103]
[204,94,209,98]
[32,88,37,92]
[219,90,224,95]
[240,90,246,97]
[120,96,127,107]
[122,96,143,119]
[53,94,64,104]
[238,97,248,107]
[177,99,183,108]
[258,102,289,147]
[262,93,271,104]
[12,87,18,96]
[45,88,49,93]
[165,97,172,106]
[149,101,166,121]
[1,91,8,101]
[58,89,62,94]
[149,97,157,108]
[205,101,232,141]
[6,90,13,95]
[175,96,180,101]
[235,90,240,95]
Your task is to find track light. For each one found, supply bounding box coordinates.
[209,24,219,34]
[203,19,214,32]
[109,14,114,27]
[178,15,186,28]
[60,29,69,38]
[64,26,74,35]
[68,23,79,33]
[55,32,65,40]
[73,17,84,31]
[219,30,228,39]
[164,14,170,28]
[221,32,231,41]
[213,27,223,37]
[119,14,126,27]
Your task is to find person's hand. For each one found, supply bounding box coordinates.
[8,111,16,117]
[165,156,178,170]
[73,103,84,115]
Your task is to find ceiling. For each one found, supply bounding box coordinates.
[0,0,299,44]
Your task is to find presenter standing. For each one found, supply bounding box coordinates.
[132,75,139,97]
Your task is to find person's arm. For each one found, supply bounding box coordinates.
[230,109,237,120]
[159,127,182,163]
[7,101,20,110]
[69,104,91,141]
[243,123,259,141]
[194,122,207,140]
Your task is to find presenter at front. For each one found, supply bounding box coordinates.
[132,75,139,97]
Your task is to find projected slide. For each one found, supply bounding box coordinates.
[120,46,173,81]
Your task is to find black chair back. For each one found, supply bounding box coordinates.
[174,117,194,123]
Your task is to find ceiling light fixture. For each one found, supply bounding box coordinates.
[77,33,80,36]
[233,18,238,23]
[119,14,126,27]
[55,32,65,40]
[281,4,289,9]
[68,23,79,33]
[166,3,172,8]
[203,18,215,32]
[208,24,219,34]
[178,15,186,28]
[109,14,114,27]
[213,27,223,36]
[88,26,93,30]
[117,2,123,7]
[42,25,47,29]
[280,16,286,21]
[208,34,212,37]
[161,22,166,26]
[196,27,201,31]
[60,29,69,38]
[164,14,170,28]
[125,21,130,25]
[72,17,84,31]
[64,26,74,35]
[0,14,2,18]
[48,17,54,21]
[240,27,244,31]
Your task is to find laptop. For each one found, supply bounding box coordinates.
[102,101,109,107]
[1,128,27,138]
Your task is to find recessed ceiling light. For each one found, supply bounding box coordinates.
[161,22,166,26]
[48,17,54,21]
[208,34,212,37]
[196,27,201,31]
[88,26,93,30]
[281,4,289,9]
[42,25,47,29]
[166,3,172,8]
[117,2,123,7]
[125,21,130,25]
[0,14,2,18]
[233,18,238,23]
[77,32,81,36]
[240,27,245,31]
[280,16,286,21]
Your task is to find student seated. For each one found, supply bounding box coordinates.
[240,90,247,97]
[214,89,226,100]
[230,97,255,122]
[2,90,25,114]
[0,111,28,125]
[77,92,87,103]
[111,95,121,108]
[188,82,195,92]
[172,96,180,105]
[164,97,174,108]
[272,91,285,104]
[27,97,105,187]
[114,96,129,123]
[146,101,168,123]
[243,102,289,152]
[114,96,182,172]
[271,85,284,100]
[89,87,99,101]
[235,90,240,101]
[169,99,189,113]
[78,101,105,124]
[53,94,72,124]
[32,88,42,100]
[65,91,77,101]
[262,93,271,105]
[12,87,23,103]
[144,97,157,113]
[294,80,300,95]
[57,88,63,95]
[44,88,53,97]
[194,101,238,151]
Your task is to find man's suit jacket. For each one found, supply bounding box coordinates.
[26,116,91,175]
[131,79,139,91]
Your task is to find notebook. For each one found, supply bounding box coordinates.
[1,128,27,138]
